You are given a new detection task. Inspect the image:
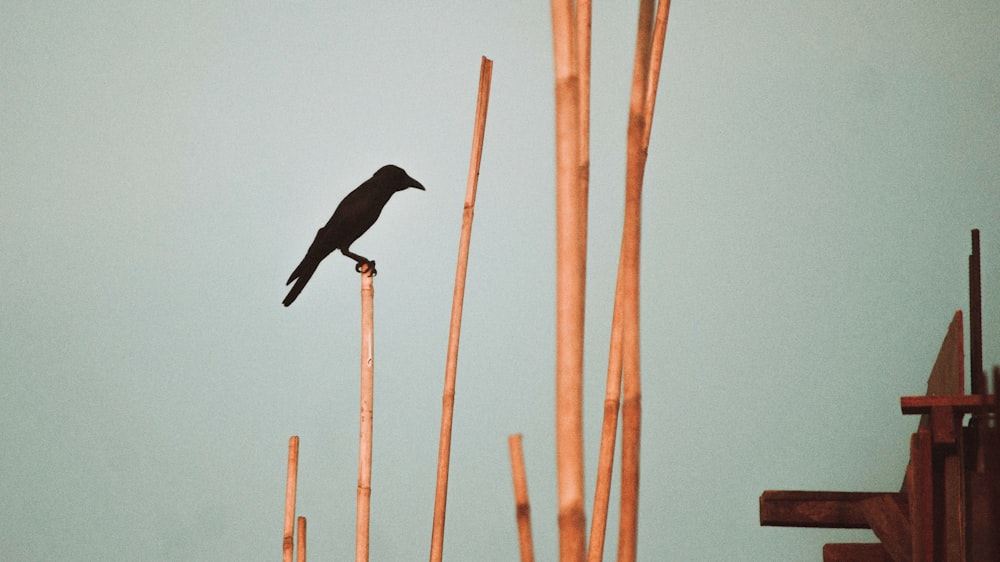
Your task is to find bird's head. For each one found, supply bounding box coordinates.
[375,164,425,192]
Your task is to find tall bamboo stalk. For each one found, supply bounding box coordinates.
[575,7,594,553]
[618,2,671,560]
[283,436,300,562]
[550,0,587,559]
[508,434,536,562]
[429,56,493,562]
[297,516,307,562]
[356,269,375,562]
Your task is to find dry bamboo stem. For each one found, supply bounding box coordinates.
[356,269,375,562]
[642,0,671,152]
[508,434,536,562]
[618,1,670,560]
[550,0,587,559]
[297,516,307,562]
[586,274,625,562]
[428,55,493,562]
[575,0,591,247]
[283,436,300,562]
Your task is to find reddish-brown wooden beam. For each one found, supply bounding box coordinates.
[822,543,893,562]
[900,394,994,415]
[760,491,903,528]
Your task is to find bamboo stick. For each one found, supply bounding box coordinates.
[618,2,671,560]
[428,56,492,562]
[283,436,300,562]
[575,0,591,246]
[550,0,587,559]
[297,516,307,562]
[356,268,375,562]
[586,275,624,562]
[508,434,536,562]
[642,0,672,151]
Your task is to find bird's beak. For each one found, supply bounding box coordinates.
[407,175,425,190]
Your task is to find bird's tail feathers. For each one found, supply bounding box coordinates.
[282,277,308,306]
[286,260,304,286]
[283,256,319,306]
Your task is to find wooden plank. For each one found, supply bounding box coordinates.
[823,543,893,561]
[925,310,964,396]
[760,490,895,528]
[908,430,934,562]
[916,312,964,458]
[942,452,965,561]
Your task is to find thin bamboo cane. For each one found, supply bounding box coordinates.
[575,0,591,245]
[586,274,624,562]
[429,55,493,562]
[642,0,671,151]
[297,516,307,562]
[283,436,300,562]
[551,0,587,560]
[508,434,536,562]
[356,269,375,562]
[618,2,670,560]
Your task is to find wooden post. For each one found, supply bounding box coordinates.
[356,267,375,562]
[969,229,982,393]
[283,436,300,562]
[429,55,492,562]
[508,434,536,562]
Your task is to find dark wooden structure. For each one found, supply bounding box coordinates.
[759,231,999,561]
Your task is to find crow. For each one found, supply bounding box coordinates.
[283,164,425,306]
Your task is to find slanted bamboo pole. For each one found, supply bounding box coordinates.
[283,436,300,562]
[618,2,671,560]
[550,0,588,559]
[429,55,493,562]
[642,0,671,153]
[586,275,624,562]
[356,267,375,562]
[508,434,536,562]
[297,516,307,562]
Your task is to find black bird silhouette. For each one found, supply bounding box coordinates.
[283,164,425,306]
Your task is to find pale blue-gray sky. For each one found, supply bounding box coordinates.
[2,2,999,560]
